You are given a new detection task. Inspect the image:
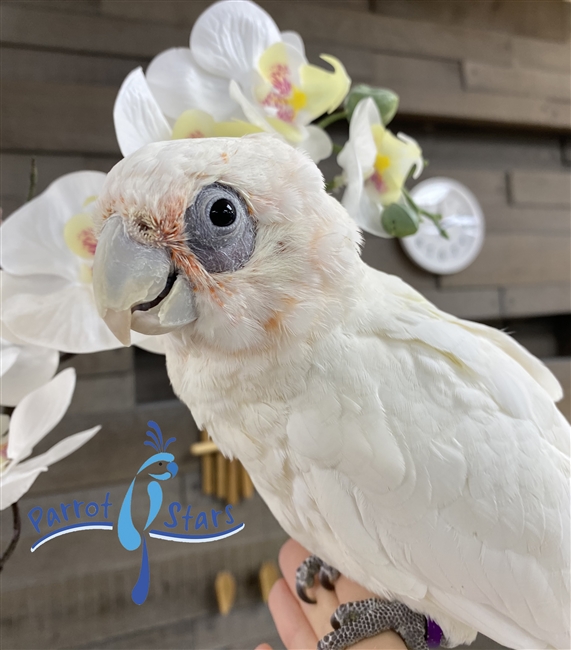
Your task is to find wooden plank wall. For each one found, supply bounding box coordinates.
[2,0,569,325]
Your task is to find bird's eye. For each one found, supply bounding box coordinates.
[185,182,255,274]
[210,199,236,227]
[158,462,163,466]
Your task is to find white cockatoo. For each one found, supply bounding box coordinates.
[91,135,569,650]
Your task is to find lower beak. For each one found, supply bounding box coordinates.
[93,216,197,345]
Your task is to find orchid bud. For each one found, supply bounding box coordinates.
[344,85,399,126]
[381,202,420,238]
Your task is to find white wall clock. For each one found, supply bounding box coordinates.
[400,177,485,275]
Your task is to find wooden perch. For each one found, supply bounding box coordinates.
[215,571,236,615]
[259,561,280,603]
[190,431,256,503]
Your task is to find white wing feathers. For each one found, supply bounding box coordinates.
[286,268,569,649]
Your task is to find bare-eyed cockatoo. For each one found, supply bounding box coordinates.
[92,135,570,650]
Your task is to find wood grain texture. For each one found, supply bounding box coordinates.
[1,81,120,154]
[503,285,571,317]
[1,153,119,215]
[463,61,571,103]
[415,168,508,204]
[513,36,571,74]
[484,206,571,235]
[545,356,571,422]
[440,234,570,287]
[100,0,512,65]
[370,0,571,43]
[1,4,188,57]
[509,170,571,207]
[422,288,501,319]
[1,46,146,86]
[361,233,436,290]
[397,87,571,131]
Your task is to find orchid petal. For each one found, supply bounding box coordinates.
[0,342,19,376]
[397,132,424,178]
[1,343,59,407]
[0,465,47,510]
[345,98,378,173]
[257,41,305,89]
[229,80,273,131]
[1,275,123,353]
[281,30,305,57]
[114,67,172,157]
[301,125,333,163]
[213,120,263,137]
[15,426,100,475]
[7,368,76,465]
[338,140,365,220]
[0,172,106,282]
[266,117,305,143]
[172,109,217,139]
[191,0,280,84]
[357,192,392,238]
[146,48,239,122]
[300,55,351,120]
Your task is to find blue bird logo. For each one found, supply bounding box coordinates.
[118,421,178,605]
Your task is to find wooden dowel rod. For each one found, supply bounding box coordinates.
[190,440,219,456]
[227,459,240,506]
[216,453,228,499]
[240,464,255,499]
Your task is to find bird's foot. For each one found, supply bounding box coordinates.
[295,555,341,603]
[318,599,443,650]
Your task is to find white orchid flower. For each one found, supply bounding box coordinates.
[114,67,262,158]
[337,98,424,237]
[114,0,349,163]
[0,172,166,354]
[0,338,59,407]
[0,368,100,510]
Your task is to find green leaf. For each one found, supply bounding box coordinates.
[344,85,399,125]
[381,202,420,238]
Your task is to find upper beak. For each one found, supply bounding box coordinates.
[93,216,197,345]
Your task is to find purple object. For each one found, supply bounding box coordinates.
[426,618,443,647]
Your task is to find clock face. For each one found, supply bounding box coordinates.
[400,178,485,275]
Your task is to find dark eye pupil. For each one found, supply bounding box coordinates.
[210,199,236,227]
[158,462,162,466]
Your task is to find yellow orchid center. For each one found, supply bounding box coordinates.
[0,433,10,475]
[64,212,97,260]
[64,211,97,283]
[257,42,350,134]
[370,153,392,193]
[375,154,391,173]
[172,109,262,140]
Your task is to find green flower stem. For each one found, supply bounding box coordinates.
[0,503,21,572]
[402,187,449,239]
[316,109,348,130]
[325,174,346,194]
[26,157,38,203]
[332,143,343,154]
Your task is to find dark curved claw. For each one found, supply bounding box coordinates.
[296,581,317,604]
[319,566,340,591]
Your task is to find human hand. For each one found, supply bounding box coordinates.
[256,539,406,650]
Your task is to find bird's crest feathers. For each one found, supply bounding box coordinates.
[144,420,175,453]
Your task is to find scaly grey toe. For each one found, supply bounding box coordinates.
[318,599,431,650]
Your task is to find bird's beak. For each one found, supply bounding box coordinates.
[93,216,197,345]
[166,461,178,478]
